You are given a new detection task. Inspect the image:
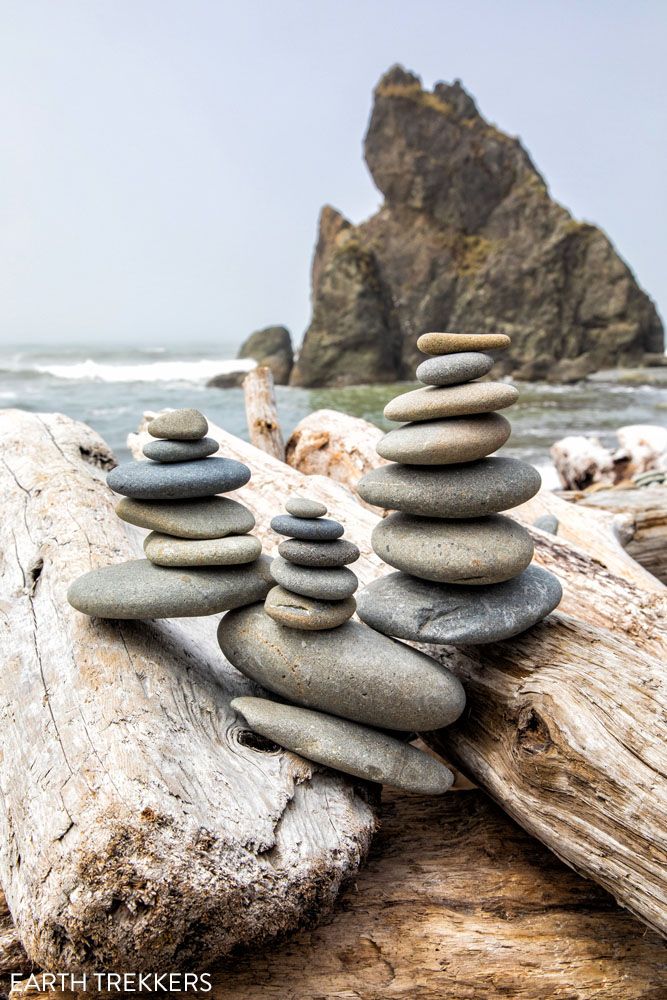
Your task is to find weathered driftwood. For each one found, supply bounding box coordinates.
[242,366,285,461]
[551,424,667,489]
[0,409,376,973]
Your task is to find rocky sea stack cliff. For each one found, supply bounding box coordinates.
[290,65,664,387]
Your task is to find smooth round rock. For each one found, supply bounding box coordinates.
[231,697,454,794]
[264,586,356,630]
[270,514,344,541]
[372,512,534,585]
[356,566,562,645]
[107,457,251,500]
[144,532,261,567]
[384,382,518,422]
[218,607,466,731]
[67,555,273,619]
[534,513,559,535]
[416,352,495,386]
[115,496,255,539]
[270,556,358,600]
[285,496,328,518]
[417,332,511,355]
[147,408,208,440]
[142,437,218,463]
[278,538,360,567]
[377,413,511,465]
[357,458,541,517]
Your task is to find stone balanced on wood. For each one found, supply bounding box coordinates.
[356,333,563,644]
[220,496,466,794]
[67,408,272,618]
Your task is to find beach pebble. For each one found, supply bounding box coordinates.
[270,514,344,541]
[278,537,360,567]
[147,408,208,440]
[357,458,541,517]
[67,555,272,619]
[143,532,261,567]
[384,381,518,422]
[270,556,358,600]
[417,332,511,355]
[231,697,454,794]
[372,512,534,585]
[264,586,356,630]
[416,352,495,386]
[218,606,466,731]
[142,437,218,463]
[533,513,559,535]
[107,457,251,500]
[356,566,562,645]
[285,496,328,518]
[377,413,511,465]
[115,496,255,539]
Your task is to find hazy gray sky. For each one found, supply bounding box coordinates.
[1,0,665,348]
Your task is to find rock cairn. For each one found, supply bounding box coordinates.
[219,496,466,794]
[68,408,272,618]
[356,333,563,644]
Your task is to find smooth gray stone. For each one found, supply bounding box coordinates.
[142,437,218,463]
[107,457,251,500]
[231,697,454,794]
[356,566,562,645]
[416,352,495,386]
[143,532,261,567]
[377,413,511,465]
[67,555,273,619]
[147,408,208,440]
[372,512,534,585]
[264,586,356,630]
[357,458,541,517]
[270,514,344,541]
[285,496,328,518]
[278,538,360,567]
[218,606,466,731]
[115,496,255,539]
[384,381,518,422]
[270,556,358,600]
[533,513,559,535]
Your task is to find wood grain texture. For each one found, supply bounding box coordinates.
[243,366,285,461]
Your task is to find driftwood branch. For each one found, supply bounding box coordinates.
[242,366,285,461]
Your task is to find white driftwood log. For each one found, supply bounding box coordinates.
[551,424,667,489]
[242,366,285,461]
[0,409,376,973]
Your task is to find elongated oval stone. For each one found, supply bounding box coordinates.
[372,512,534,585]
[278,538,360,567]
[231,697,454,794]
[116,496,255,539]
[416,352,495,386]
[384,382,518,422]
[377,414,511,465]
[147,408,208,440]
[217,606,466,731]
[356,566,562,645]
[264,586,356,630]
[285,496,328,518]
[144,532,261,567]
[270,557,358,600]
[270,514,344,541]
[142,437,218,463]
[357,458,541,517]
[417,332,510,355]
[107,457,251,500]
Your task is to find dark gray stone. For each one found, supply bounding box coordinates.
[416,352,495,386]
[115,496,255,539]
[143,532,261,567]
[533,513,559,535]
[285,496,328,518]
[270,514,344,541]
[264,586,356,630]
[377,413,511,465]
[147,408,208,440]
[270,556,357,600]
[278,538,360,567]
[107,457,251,500]
[142,437,218,463]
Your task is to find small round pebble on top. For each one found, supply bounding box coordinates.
[285,496,328,519]
[147,408,209,441]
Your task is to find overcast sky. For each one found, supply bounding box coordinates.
[1,0,665,348]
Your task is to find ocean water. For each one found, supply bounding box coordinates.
[2,344,666,488]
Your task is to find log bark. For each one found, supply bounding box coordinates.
[242,366,285,460]
[0,409,376,973]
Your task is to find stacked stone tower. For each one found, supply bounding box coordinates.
[356,333,562,643]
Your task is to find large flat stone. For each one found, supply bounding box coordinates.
[107,457,251,499]
[115,496,255,539]
[377,413,511,465]
[384,381,518,422]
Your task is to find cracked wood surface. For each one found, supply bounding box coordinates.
[0,409,376,973]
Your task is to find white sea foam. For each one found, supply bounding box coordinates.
[34,357,256,383]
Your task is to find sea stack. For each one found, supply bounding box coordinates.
[356,333,562,644]
[220,496,465,794]
[67,408,272,618]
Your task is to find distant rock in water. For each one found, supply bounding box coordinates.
[290,65,663,387]
[238,325,294,384]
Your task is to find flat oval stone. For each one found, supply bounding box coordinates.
[142,437,218,463]
[115,496,255,539]
[285,496,328,518]
[107,457,251,500]
[218,606,466,731]
[144,532,261,567]
[270,556,357,600]
[278,538,360,567]
[270,514,344,541]
[147,408,208,440]
[377,413,511,465]
[534,513,559,535]
[231,697,454,794]
[384,382,518,422]
[264,586,356,630]
[67,555,273,619]
[417,332,511,355]
[372,512,534,585]
[356,566,562,645]
[416,352,495,386]
[358,458,541,517]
